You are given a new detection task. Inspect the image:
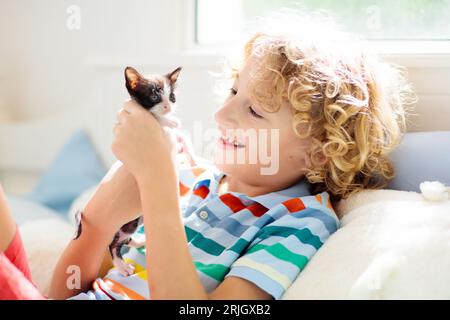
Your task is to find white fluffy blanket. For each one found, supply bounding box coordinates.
[282,183,450,299]
[20,218,74,296]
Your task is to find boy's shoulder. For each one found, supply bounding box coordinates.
[269,190,340,226]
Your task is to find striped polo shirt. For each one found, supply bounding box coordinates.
[71,162,339,300]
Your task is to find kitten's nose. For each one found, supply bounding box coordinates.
[162,104,171,114]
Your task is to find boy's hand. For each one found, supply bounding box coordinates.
[82,161,142,237]
[112,100,178,184]
[175,130,197,166]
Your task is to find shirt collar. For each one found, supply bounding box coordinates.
[208,166,311,209]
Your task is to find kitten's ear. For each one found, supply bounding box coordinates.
[125,66,143,91]
[167,66,182,84]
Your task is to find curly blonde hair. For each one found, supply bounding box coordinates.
[227,10,416,201]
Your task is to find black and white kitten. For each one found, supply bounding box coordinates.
[124,66,182,128]
[109,66,189,276]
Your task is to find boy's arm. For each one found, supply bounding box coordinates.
[48,163,141,299]
[0,184,16,253]
[137,165,272,300]
[98,249,113,278]
[47,212,115,299]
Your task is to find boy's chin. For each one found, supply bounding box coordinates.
[214,161,264,179]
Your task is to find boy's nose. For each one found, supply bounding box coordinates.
[214,101,236,127]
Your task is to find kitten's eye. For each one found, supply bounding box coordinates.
[151,94,158,102]
[248,106,263,119]
[229,88,237,95]
[169,92,176,103]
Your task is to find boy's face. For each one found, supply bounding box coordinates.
[213,54,312,194]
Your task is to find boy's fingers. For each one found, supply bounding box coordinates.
[123,100,141,114]
[117,108,130,116]
[116,108,129,123]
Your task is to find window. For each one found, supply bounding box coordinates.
[195,0,450,46]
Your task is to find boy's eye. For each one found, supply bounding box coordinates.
[248,106,263,119]
[229,88,263,119]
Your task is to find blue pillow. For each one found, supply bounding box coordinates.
[26,129,107,216]
[387,131,450,192]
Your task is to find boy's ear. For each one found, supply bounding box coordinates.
[125,66,143,91]
[167,66,182,84]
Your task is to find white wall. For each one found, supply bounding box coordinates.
[0,0,205,119]
[0,0,223,175]
[0,0,449,194]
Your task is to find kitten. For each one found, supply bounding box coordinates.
[125,66,182,128]
[109,66,195,276]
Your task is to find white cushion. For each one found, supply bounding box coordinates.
[7,194,62,225]
[282,187,450,299]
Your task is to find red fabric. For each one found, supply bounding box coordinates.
[0,228,46,300]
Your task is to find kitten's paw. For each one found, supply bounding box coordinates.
[113,258,136,277]
[167,118,180,128]
[129,234,146,248]
[159,116,180,128]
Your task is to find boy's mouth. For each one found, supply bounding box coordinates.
[218,134,246,148]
